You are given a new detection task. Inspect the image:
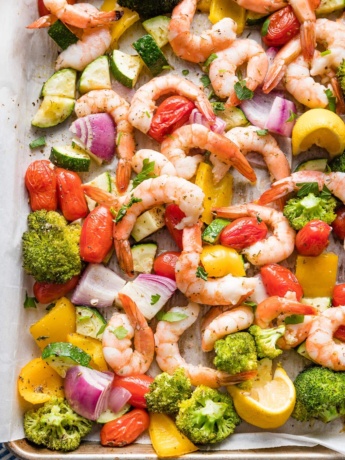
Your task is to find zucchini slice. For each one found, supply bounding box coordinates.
[131,206,166,242]
[110,50,143,89]
[132,35,171,76]
[84,171,114,211]
[142,15,171,48]
[212,104,248,131]
[131,243,158,273]
[78,55,112,94]
[316,0,345,14]
[32,96,75,128]
[42,342,91,377]
[202,218,230,244]
[294,158,328,172]
[50,145,91,172]
[48,19,79,50]
[76,306,107,340]
[41,68,77,98]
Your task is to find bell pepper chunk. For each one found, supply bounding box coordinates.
[67,332,109,371]
[101,0,140,48]
[295,252,338,297]
[209,0,246,34]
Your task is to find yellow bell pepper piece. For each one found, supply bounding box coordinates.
[195,162,233,225]
[201,245,245,277]
[67,333,108,372]
[198,0,212,12]
[149,413,198,458]
[30,297,76,351]
[295,252,338,298]
[209,0,246,35]
[101,0,140,48]
[18,357,64,404]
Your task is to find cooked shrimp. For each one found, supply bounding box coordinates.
[289,0,318,61]
[209,40,268,107]
[102,293,154,375]
[214,203,295,265]
[132,149,177,177]
[128,74,215,134]
[75,89,135,193]
[277,315,315,349]
[306,306,345,370]
[201,306,254,352]
[231,0,285,13]
[160,124,256,183]
[155,303,257,387]
[258,171,345,205]
[175,222,258,305]
[168,0,237,63]
[254,296,318,329]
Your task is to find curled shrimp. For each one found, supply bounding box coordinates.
[160,124,256,183]
[201,305,254,352]
[132,149,178,177]
[289,0,318,61]
[155,303,257,388]
[75,89,135,193]
[214,203,295,265]
[175,221,258,305]
[128,74,215,135]
[277,315,315,349]
[209,39,268,107]
[168,0,237,63]
[102,293,154,375]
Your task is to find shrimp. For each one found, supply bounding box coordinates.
[155,303,257,388]
[201,306,254,352]
[277,315,315,349]
[214,203,295,265]
[306,306,345,370]
[160,124,256,183]
[209,40,268,107]
[288,0,318,61]
[128,74,215,135]
[254,296,318,329]
[102,293,154,375]
[258,171,345,205]
[175,221,258,305]
[168,0,237,63]
[132,149,178,177]
[75,89,135,193]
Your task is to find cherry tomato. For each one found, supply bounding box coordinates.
[261,263,303,300]
[79,205,113,263]
[334,325,345,342]
[148,96,196,143]
[332,206,345,240]
[153,251,181,280]
[220,217,268,251]
[25,160,57,211]
[261,6,300,47]
[55,168,88,221]
[33,275,80,304]
[332,284,345,306]
[37,0,76,16]
[164,204,186,250]
[100,408,150,447]
[295,220,331,256]
[112,375,154,409]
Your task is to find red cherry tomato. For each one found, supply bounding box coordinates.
[332,206,345,240]
[295,220,331,256]
[148,96,196,143]
[220,217,268,251]
[55,168,88,221]
[25,160,57,211]
[334,325,345,342]
[164,204,186,250]
[112,375,154,409]
[261,6,300,47]
[33,275,80,304]
[37,0,76,16]
[79,205,113,263]
[153,251,181,281]
[332,284,345,306]
[100,408,150,447]
[260,263,303,300]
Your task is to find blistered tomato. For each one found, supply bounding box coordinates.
[55,168,88,221]
[261,263,303,300]
[295,220,331,256]
[220,217,268,250]
[25,160,57,211]
[261,6,300,47]
[80,205,113,263]
[153,251,181,280]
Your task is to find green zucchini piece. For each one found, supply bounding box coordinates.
[84,171,114,211]
[296,341,314,361]
[202,218,230,244]
[97,405,131,424]
[301,297,331,312]
[41,68,77,98]
[316,0,345,15]
[132,35,171,76]
[42,342,91,377]
[78,55,112,94]
[32,96,75,128]
[246,11,268,25]
[110,50,143,88]
[76,306,107,340]
[294,158,328,172]
[48,19,79,50]
[50,145,91,172]
[212,104,248,131]
[131,206,166,242]
[142,15,171,48]
[29,136,46,149]
[131,243,158,273]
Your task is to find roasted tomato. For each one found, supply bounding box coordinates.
[164,204,186,250]
[332,284,345,306]
[55,168,88,221]
[100,409,150,447]
[25,160,57,211]
[332,206,345,240]
[261,263,303,300]
[219,217,268,251]
[112,375,154,409]
[148,96,196,143]
[37,0,76,16]
[295,220,331,256]
[153,251,181,280]
[33,275,80,304]
[80,205,113,263]
[261,6,300,47]
[334,325,345,341]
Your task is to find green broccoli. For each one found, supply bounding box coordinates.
[175,385,241,444]
[24,397,93,452]
[22,210,82,283]
[329,152,345,172]
[117,0,181,18]
[249,325,285,360]
[145,368,193,415]
[213,332,258,375]
[336,60,345,95]
[283,192,337,230]
[292,366,345,423]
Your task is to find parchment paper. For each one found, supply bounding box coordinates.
[1,0,345,455]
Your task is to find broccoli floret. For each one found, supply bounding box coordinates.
[117,0,181,18]
[145,368,193,415]
[337,60,345,95]
[249,325,285,360]
[283,192,337,231]
[175,385,241,444]
[292,366,345,423]
[329,152,345,172]
[213,332,258,375]
[22,210,82,283]
[24,397,93,452]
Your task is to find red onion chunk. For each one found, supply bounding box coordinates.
[65,366,114,420]
[70,113,116,162]
[189,109,226,134]
[240,89,285,129]
[107,386,132,414]
[71,263,126,308]
[265,97,297,137]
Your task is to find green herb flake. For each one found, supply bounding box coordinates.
[261,18,270,37]
[182,69,189,76]
[320,184,332,198]
[256,129,268,136]
[296,182,320,197]
[285,314,304,325]
[151,294,161,305]
[29,136,46,149]
[116,131,123,146]
[234,81,254,101]
[320,50,331,56]
[243,300,257,308]
[156,311,188,322]
[286,110,297,123]
[113,326,128,339]
[324,88,336,113]
[196,266,208,281]
[24,292,37,309]
[132,159,156,188]
[204,53,218,68]
[115,196,143,223]
[200,75,211,87]
[97,324,107,337]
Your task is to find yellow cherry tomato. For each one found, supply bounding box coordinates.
[200,245,245,277]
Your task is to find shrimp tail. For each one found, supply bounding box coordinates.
[262,62,287,93]
[258,182,292,204]
[26,14,55,29]
[221,370,258,386]
[116,159,132,194]
[300,21,316,61]
[114,238,134,277]
[226,149,257,184]
[82,184,119,207]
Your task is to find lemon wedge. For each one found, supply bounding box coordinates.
[292,108,345,157]
[227,358,296,429]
